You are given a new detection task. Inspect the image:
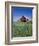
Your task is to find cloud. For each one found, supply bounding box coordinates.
[13,15,32,22]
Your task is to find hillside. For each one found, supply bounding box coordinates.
[17,16,32,23]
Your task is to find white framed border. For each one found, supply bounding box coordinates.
[9,4,37,43]
[5,2,38,44]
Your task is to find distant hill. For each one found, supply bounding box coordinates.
[17,16,31,23]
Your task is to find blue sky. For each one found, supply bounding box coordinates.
[11,6,33,22]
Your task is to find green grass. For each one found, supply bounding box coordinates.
[12,22,32,37]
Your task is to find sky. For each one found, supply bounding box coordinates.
[11,6,33,22]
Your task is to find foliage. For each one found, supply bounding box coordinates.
[12,22,32,37]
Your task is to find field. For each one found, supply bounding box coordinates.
[12,22,32,37]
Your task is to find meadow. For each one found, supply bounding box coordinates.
[12,22,32,37]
